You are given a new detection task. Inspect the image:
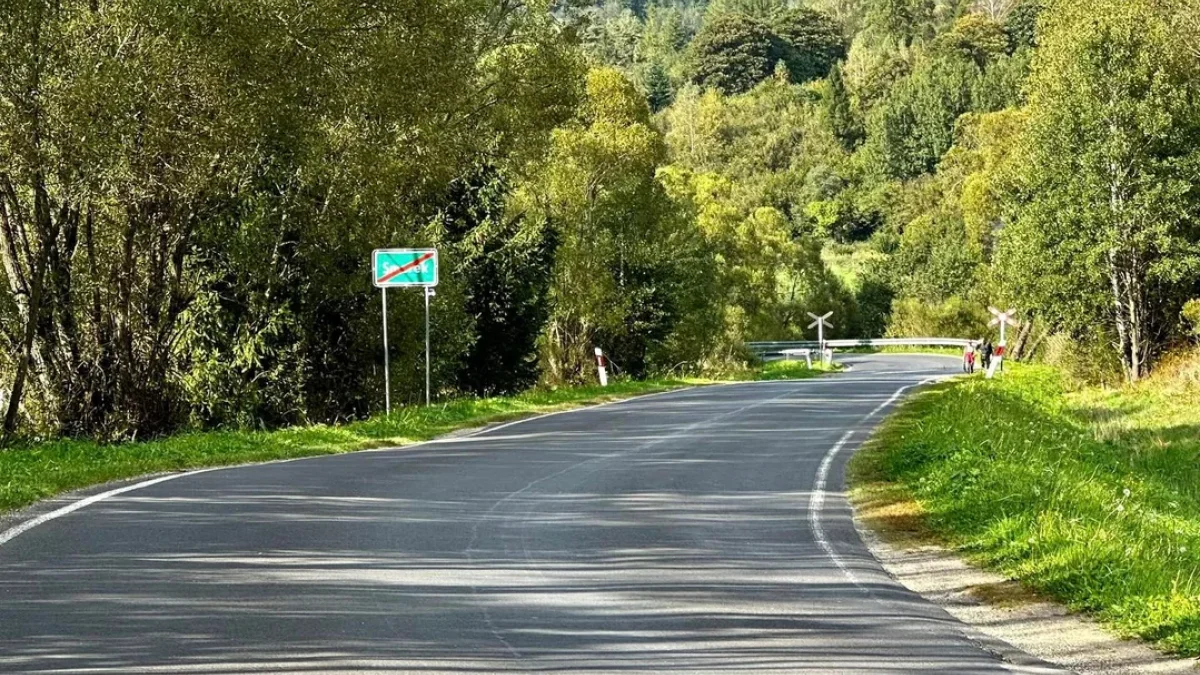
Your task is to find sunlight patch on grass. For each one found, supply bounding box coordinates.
[850,361,1200,655]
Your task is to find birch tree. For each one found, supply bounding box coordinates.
[1001,0,1200,381]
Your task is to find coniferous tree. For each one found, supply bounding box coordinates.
[687,13,776,94]
[645,61,676,112]
[826,61,864,150]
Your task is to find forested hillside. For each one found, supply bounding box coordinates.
[1,0,1198,440]
[571,0,1200,383]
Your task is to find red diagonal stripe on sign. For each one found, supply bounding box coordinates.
[378,252,435,285]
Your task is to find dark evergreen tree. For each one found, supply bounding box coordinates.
[645,61,675,112]
[1004,2,1043,52]
[865,0,935,46]
[768,8,848,84]
[687,13,776,94]
[439,168,558,396]
[826,61,863,150]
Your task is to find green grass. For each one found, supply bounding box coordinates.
[754,359,841,380]
[851,362,1200,656]
[0,379,689,514]
[0,360,835,516]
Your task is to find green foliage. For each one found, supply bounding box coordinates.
[687,12,776,94]
[864,56,979,180]
[703,0,786,20]
[578,1,647,67]
[0,0,583,438]
[999,0,1200,380]
[768,8,848,84]
[436,168,558,396]
[864,0,935,45]
[519,68,709,381]
[886,296,987,338]
[826,61,865,150]
[1184,299,1200,339]
[644,61,676,111]
[855,361,1200,655]
[936,14,1010,67]
[1004,2,1043,51]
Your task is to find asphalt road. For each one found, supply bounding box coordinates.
[0,354,1066,674]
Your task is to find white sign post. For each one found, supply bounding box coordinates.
[808,312,834,363]
[373,249,440,412]
[987,307,1020,379]
[595,348,609,387]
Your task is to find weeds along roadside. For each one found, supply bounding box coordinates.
[851,359,1200,656]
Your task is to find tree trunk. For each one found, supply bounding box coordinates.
[3,175,56,437]
[1107,249,1133,380]
[1010,315,1034,361]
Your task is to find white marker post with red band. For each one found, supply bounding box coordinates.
[987,306,1019,379]
[595,348,609,387]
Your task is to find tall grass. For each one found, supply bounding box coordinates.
[852,361,1200,655]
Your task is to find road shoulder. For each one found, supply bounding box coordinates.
[851,482,1199,675]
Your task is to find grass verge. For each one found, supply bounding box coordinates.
[0,359,837,516]
[753,359,841,380]
[840,345,965,357]
[850,362,1200,656]
[0,379,692,514]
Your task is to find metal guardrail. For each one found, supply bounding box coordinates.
[748,338,971,358]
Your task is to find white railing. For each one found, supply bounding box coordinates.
[748,338,971,358]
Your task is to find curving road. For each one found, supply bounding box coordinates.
[0,355,1065,674]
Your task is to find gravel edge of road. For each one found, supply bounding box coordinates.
[851,506,1200,675]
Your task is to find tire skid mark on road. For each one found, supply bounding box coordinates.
[462,382,808,661]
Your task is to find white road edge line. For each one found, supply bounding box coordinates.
[809,377,943,591]
[0,469,222,547]
[809,429,863,588]
[0,378,796,549]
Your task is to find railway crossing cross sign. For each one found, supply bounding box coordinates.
[987,307,1019,347]
[808,312,834,350]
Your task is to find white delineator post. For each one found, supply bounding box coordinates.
[595,348,609,387]
[987,307,1020,379]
